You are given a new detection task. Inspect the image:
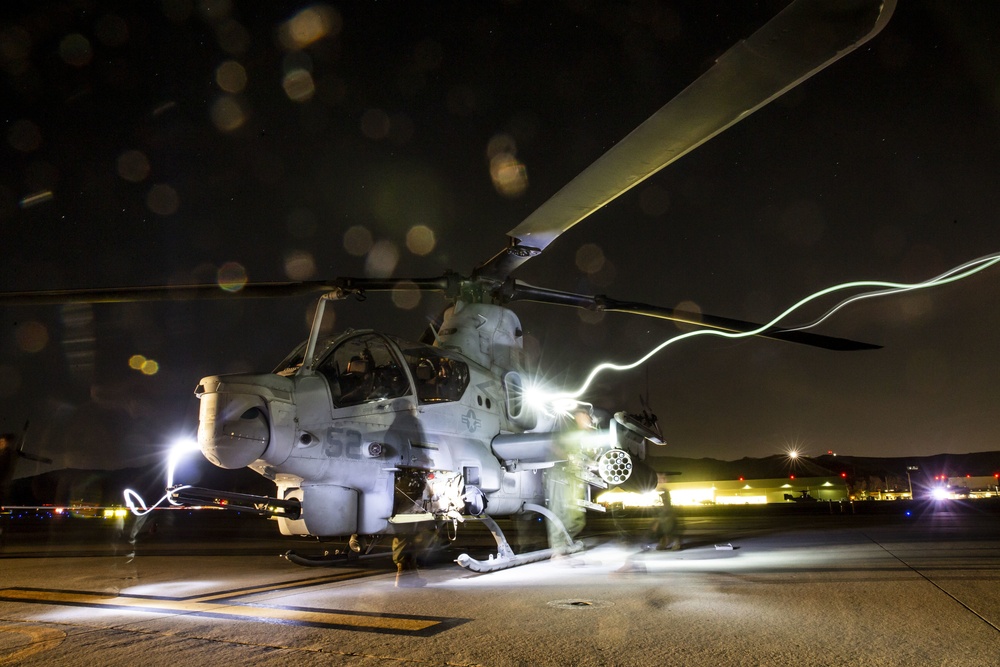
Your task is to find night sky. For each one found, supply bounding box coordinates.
[2,0,999,476]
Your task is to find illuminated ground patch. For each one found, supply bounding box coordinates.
[0,571,469,637]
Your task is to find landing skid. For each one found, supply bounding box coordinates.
[284,540,391,567]
[455,503,584,573]
[284,550,354,567]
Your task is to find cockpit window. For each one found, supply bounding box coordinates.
[273,342,306,377]
[272,336,348,378]
[401,346,470,404]
[317,334,410,407]
[274,334,469,406]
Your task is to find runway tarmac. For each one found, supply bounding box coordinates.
[1,503,998,666]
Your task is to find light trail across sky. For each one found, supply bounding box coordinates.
[531,252,1000,406]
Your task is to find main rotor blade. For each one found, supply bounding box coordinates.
[0,282,331,305]
[477,0,896,279]
[0,276,455,305]
[506,281,880,351]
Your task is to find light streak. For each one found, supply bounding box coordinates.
[541,252,1000,403]
[123,438,198,516]
[787,252,1000,332]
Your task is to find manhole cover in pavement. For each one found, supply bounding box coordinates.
[547,599,613,610]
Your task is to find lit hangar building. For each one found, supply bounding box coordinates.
[658,473,849,506]
[600,455,851,507]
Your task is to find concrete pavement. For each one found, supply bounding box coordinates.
[1,505,998,665]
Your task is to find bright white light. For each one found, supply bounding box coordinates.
[124,437,199,516]
[788,450,800,460]
[931,487,949,501]
[166,437,199,489]
[523,379,589,421]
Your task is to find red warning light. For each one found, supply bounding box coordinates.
[790,474,795,480]
[841,472,847,478]
[739,476,744,481]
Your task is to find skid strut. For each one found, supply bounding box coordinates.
[455,503,584,573]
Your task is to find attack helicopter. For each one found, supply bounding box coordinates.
[0,0,894,571]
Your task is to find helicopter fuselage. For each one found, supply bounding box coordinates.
[192,302,640,542]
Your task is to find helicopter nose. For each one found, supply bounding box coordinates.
[197,390,270,469]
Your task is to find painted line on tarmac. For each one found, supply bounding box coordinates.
[0,625,66,665]
[126,570,386,602]
[0,572,469,636]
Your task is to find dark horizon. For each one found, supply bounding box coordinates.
[7,448,999,509]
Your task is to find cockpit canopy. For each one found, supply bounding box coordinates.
[274,332,470,407]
